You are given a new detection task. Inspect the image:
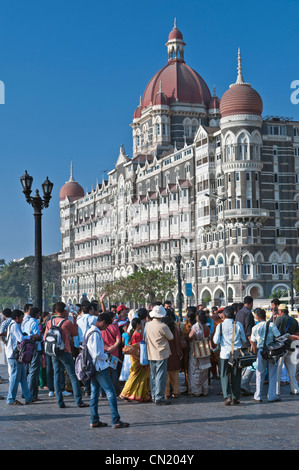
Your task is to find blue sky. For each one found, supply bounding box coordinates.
[0,0,298,263]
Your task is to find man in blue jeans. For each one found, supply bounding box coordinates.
[44,302,89,409]
[146,304,174,405]
[5,309,39,405]
[86,312,130,429]
[22,307,42,402]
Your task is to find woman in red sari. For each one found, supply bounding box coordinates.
[119,317,151,402]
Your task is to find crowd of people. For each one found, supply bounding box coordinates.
[0,295,298,428]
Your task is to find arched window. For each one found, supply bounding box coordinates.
[237,132,249,160]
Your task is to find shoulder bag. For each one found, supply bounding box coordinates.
[261,318,292,362]
[228,321,256,369]
[192,324,211,359]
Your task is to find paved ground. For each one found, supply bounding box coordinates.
[0,363,298,452]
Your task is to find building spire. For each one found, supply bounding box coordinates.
[236,47,244,84]
[174,17,177,28]
[69,161,75,182]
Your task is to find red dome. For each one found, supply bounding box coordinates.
[168,27,183,41]
[60,181,84,202]
[220,83,263,118]
[142,60,211,109]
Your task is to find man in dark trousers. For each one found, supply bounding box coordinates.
[235,296,255,396]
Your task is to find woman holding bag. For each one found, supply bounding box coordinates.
[188,310,211,397]
[119,318,151,403]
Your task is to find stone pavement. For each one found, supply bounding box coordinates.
[0,363,298,452]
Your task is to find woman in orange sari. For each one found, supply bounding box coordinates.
[119,317,151,402]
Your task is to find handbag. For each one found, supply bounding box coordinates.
[139,340,149,366]
[228,322,256,369]
[261,319,290,363]
[122,342,140,357]
[192,338,211,358]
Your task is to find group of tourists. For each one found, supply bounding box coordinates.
[0,295,298,428]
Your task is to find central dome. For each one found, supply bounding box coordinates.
[139,22,211,112]
[142,60,211,109]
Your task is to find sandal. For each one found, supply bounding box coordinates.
[8,400,23,406]
[90,421,108,428]
[112,421,130,429]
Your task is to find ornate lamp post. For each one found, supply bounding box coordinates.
[20,170,53,311]
[175,254,183,321]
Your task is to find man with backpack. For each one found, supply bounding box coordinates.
[22,306,42,402]
[86,312,130,429]
[43,302,89,409]
[77,300,97,396]
[5,309,39,405]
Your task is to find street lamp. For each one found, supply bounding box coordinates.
[174,254,183,321]
[20,170,53,311]
[205,193,228,306]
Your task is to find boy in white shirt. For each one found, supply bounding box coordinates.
[86,312,129,429]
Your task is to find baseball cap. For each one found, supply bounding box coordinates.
[116,304,129,313]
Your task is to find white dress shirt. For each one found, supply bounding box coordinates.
[86,325,109,371]
[213,318,247,359]
[5,321,28,359]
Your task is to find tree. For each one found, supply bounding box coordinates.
[294,268,299,293]
[0,255,61,310]
[100,268,176,306]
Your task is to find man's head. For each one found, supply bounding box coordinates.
[254,308,266,322]
[2,308,12,319]
[96,312,113,331]
[55,302,67,316]
[223,306,235,320]
[243,296,253,309]
[116,305,129,319]
[278,304,288,316]
[271,298,280,309]
[30,307,41,320]
[81,300,93,315]
[12,309,24,324]
[23,303,33,314]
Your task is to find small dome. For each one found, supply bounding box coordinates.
[60,163,84,202]
[168,26,183,41]
[220,49,263,118]
[220,83,263,118]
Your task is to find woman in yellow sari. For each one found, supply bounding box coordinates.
[119,317,151,402]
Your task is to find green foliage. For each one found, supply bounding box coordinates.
[101,268,176,306]
[0,255,61,310]
[294,269,299,293]
[269,288,288,300]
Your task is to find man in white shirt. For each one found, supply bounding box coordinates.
[251,308,281,403]
[22,307,42,402]
[86,312,130,429]
[6,309,39,405]
[213,306,246,406]
[77,300,97,397]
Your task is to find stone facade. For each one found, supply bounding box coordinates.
[59,25,299,307]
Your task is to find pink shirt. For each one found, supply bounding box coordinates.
[44,316,78,355]
[101,324,121,357]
